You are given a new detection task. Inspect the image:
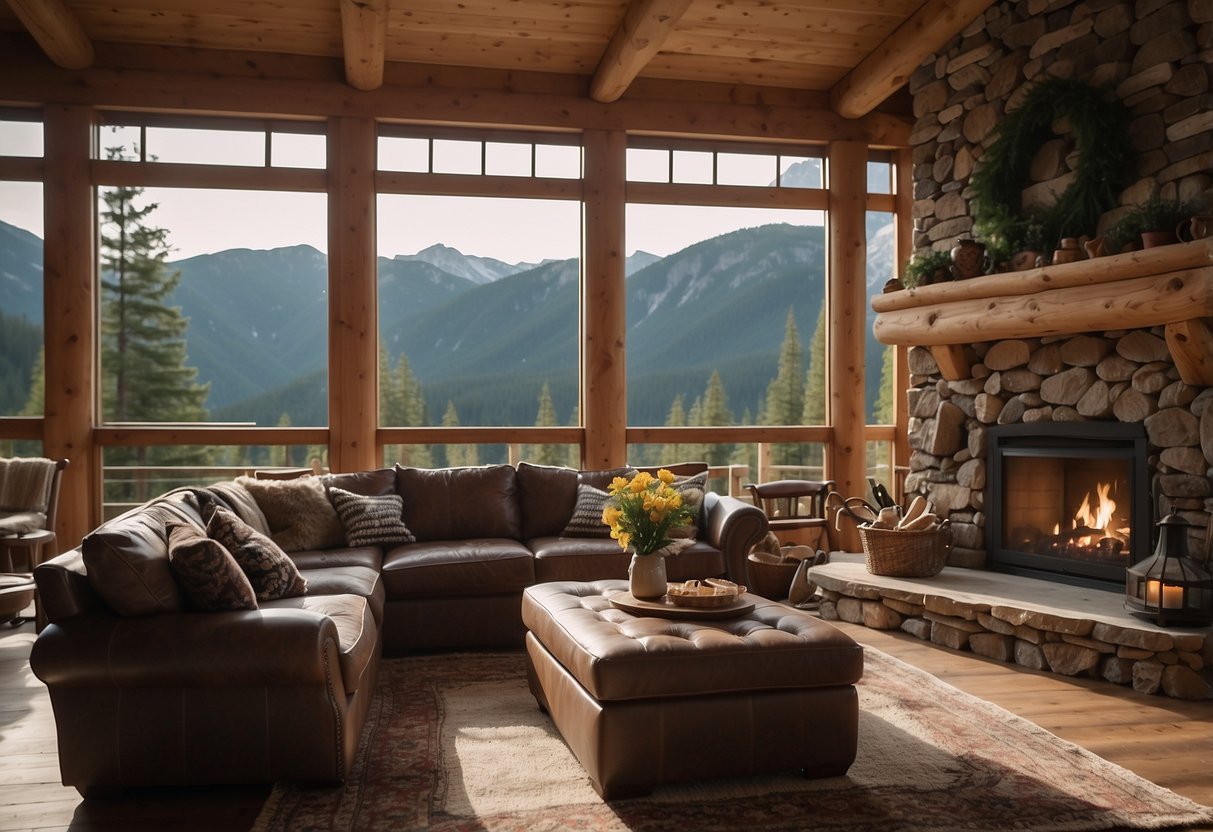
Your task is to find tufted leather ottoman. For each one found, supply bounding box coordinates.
[521,580,864,798]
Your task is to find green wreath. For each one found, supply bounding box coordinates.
[969,78,1132,264]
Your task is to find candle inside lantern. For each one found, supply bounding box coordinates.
[1145,580,1160,607]
[1161,583,1184,609]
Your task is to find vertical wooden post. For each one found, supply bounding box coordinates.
[42,105,96,548]
[828,140,868,550]
[582,129,627,469]
[327,117,379,472]
[893,147,913,502]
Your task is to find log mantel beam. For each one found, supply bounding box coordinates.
[830,0,995,119]
[872,240,1213,384]
[590,0,694,103]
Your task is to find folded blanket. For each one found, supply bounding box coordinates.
[0,511,48,536]
[0,457,57,514]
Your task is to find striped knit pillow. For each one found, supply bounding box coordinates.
[328,487,416,547]
[561,484,613,537]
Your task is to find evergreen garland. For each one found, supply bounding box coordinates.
[969,78,1132,261]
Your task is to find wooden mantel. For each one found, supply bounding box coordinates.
[872,239,1213,384]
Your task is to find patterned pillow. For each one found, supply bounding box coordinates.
[562,484,613,537]
[328,486,416,547]
[670,471,708,540]
[206,505,307,601]
[166,521,258,612]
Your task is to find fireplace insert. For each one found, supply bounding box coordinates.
[986,423,1150,589]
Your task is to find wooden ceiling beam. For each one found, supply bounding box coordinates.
[5,0,94,70]
[340,0,388,91]
[590,0,694,103]
[829,0,994,119]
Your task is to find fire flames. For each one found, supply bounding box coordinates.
[1046,481,1129,561]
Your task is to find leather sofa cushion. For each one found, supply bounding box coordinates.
[380,539,534,599]
[261,594,377,696]
[522,581,864,702]
[289,546,382,572]
[325,467,396,496]
[395,464,520,542]
[516,462,578,539]
[299,564,385,624]
[82,503,185,616]
[530,538,726,584]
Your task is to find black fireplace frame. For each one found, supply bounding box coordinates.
[986,422,1150,590]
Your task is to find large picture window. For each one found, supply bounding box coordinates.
[376,127,583,467]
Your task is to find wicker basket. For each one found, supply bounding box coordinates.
[857,522,951,578]
[746,554,799,599]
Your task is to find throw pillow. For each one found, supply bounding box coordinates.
[328,486,416,547]
[670,471,708,540]
[206,505,307,601]
[166,521,258,612]
[562,483,613,537]
[235,475,345,552]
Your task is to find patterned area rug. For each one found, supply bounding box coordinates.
[251,649,1213,832]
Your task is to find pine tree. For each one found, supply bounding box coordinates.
[874,345,897,425]
[97,168,211,495]
[761,308,805,466]
[18,346,45,417]
[442,400,479,467]
[530,381,565,465]
[700,369,733,465]
[661,394,687,463]
[802,306,827,425]
[380,345,433,467]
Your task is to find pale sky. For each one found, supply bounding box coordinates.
[1,121,826,264]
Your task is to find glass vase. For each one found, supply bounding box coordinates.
[628,552,667,600]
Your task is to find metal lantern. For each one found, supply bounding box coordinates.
[1124,510,1213,627]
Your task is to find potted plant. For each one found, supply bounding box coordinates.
[1112,196,1193,250]
[902,250,954,288]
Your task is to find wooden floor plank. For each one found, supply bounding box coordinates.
[1,611,1209,830]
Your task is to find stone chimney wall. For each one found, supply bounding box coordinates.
[909,0,1212,250]
[903,0,1213,564]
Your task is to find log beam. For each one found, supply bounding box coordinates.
[5,0,93,70]
[1165,319,1213,386]
[830,0,994,119]
[327,117,380,473]
[873,267,1213,346]
[340,0,388,91]
[582,129,628,468]
[590,0,694,103]
[828,140,869,551]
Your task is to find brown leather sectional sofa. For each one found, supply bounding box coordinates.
[30,461,768,796]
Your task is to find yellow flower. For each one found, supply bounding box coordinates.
[629,471,653,493]
[657,468,675,484]
[602,506,622,526]
[610,476,631,493]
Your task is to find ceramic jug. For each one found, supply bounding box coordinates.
[950,238,986,279]
[1177,215,1213,242]
[1052,237,1084,264]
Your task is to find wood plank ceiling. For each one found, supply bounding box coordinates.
[1,0,996,118]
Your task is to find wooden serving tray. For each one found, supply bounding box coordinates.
[608,590,756,620]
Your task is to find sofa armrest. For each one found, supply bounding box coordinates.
[31,607,342,689]
[701,492,769,583]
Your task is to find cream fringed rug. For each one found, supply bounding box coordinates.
[252,649,1213,832]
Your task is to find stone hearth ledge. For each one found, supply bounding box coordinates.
[809,553,1212,700]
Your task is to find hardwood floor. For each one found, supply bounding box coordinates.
[2,609,1210,831]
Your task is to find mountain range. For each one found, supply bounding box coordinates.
[0,216,894,427]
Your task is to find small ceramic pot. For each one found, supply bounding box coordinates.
[1010,250,1041,271]
[1141,230,1177,249]
[1177,215,1213,242]
[950,238,987,279]
[1052,237,1084,264]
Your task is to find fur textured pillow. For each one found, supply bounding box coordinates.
[562,484,613,537]
[235,475,345,552]
[206,506,307,601]
[166,521,258,611]
[327,486,416,547]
